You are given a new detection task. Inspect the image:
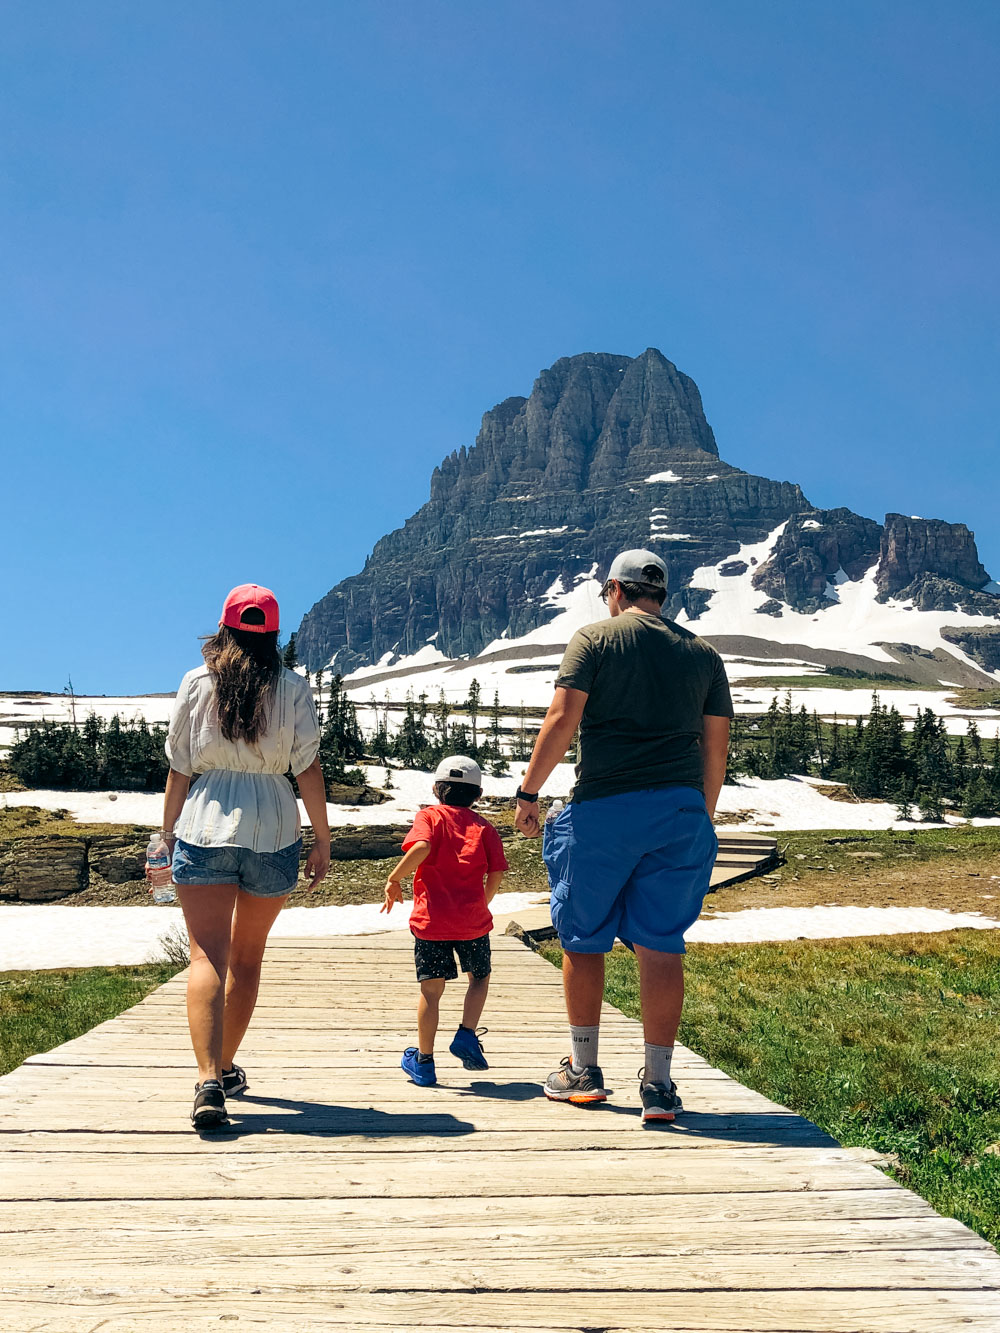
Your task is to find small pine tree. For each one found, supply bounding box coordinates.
[467,678,481,750]
[282,633,299,670]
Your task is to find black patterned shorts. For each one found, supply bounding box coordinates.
[412,932,492,982]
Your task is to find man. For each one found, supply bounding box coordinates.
[513,549,732,1124]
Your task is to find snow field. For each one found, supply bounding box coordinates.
[3,900,997,971]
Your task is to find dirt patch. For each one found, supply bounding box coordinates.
[703,831,1000,919]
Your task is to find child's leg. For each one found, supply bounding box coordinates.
[417,978,446,1054]
[461,972,490,1030]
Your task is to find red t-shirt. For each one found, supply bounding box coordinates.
[403,804,509,941]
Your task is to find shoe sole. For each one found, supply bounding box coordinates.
[544,1088,607,1104]
[451,1049,489,1071]
[641,1109,677,1124]
[191,1108,230,1129]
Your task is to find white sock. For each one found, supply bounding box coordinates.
[570,1025,600,1072]
[643,1042,674,1087]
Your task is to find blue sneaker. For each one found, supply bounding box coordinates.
[401,1047,437,1086]
[449,1025,489,1071]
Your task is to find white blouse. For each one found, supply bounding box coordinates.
[166,665,321,852]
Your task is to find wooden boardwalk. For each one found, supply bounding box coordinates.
[2,931,1000,1331]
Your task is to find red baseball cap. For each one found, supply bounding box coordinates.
[220,584,280,634]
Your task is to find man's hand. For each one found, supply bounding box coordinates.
[381,878,404,914]
[302,840,330,891]
[514,797,541,839]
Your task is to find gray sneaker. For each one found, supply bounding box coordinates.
[544,1056,607,1104]
[638,1068,683,1125]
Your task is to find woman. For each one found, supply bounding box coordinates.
[149,583,330,1129]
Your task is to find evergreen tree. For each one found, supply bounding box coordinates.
[467,678,481,750]
[282,633,299,671]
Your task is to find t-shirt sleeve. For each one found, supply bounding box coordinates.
[555,628,600,694]
[164,672,194,777]
[402,808,436,851]
[483,823,509,873]
[703,652,735,718]
[289,677,322,776]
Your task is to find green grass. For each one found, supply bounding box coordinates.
[0,963,181,1075]
[541,930,1000,1250]
[734,673,933,692]
[0,805,144,840]
[778,823,1000,871]
[946,688,1000,711]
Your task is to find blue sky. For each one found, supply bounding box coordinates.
[2,1,998,694]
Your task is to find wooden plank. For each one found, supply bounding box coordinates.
[0,1131,877,1158]
[0,1147,900,1200]
[1,1291,999,1332]
[0,1189,950,1234]
[6,1249,999,1293]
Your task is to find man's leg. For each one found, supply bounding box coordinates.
[562,949,604,1072]
[635,945,684,1089]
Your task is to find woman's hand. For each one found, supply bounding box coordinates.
[144,836,176,889]
[302,840,330,891]
[381,878,404,914]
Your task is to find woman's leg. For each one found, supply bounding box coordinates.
[176,884,239,1084]
[222,889,289,1069]
[417,978,446,1055]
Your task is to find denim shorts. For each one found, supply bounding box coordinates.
[171,838,302,898]
[542,787,718,954]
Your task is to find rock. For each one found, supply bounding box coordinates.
[941,626,1000,673]
[752,508,882,613]
[325,783,389,806]
[876,515,994,612]
[295,353,999,671]
[87,834,148,884]
[302,825,409,861]
[296,349,809,669]
[0,835,88,902]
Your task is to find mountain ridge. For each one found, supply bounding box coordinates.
[297,349,999,684]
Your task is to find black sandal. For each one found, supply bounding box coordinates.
[191,1079,229,1129]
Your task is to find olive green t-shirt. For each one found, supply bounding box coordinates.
[555,612,734,802]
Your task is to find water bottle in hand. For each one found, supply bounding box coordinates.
[146,834,176,904]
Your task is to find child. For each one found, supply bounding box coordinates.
[381,755,508,1086]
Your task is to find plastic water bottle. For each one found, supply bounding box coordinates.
[545,799,565,825]
[146,834,176,904]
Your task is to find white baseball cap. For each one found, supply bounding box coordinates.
[433,755,483,786]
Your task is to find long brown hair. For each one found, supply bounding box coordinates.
[202,622,281,744]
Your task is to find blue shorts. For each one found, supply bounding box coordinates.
[542,787,717,954]
[171,838,302,899]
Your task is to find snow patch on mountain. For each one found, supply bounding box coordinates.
[678,524,1000,675]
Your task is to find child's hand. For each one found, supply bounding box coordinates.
[381,878,404,914]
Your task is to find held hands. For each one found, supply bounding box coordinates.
[514,797,541,839]
[302,841,330,891]
[381,878,404,914]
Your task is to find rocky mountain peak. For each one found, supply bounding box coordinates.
[296,349,998,675]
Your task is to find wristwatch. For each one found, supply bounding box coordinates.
[515,787,539,803]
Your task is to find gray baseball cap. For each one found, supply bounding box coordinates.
[434,754,483,786]
[607,548,667,587]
